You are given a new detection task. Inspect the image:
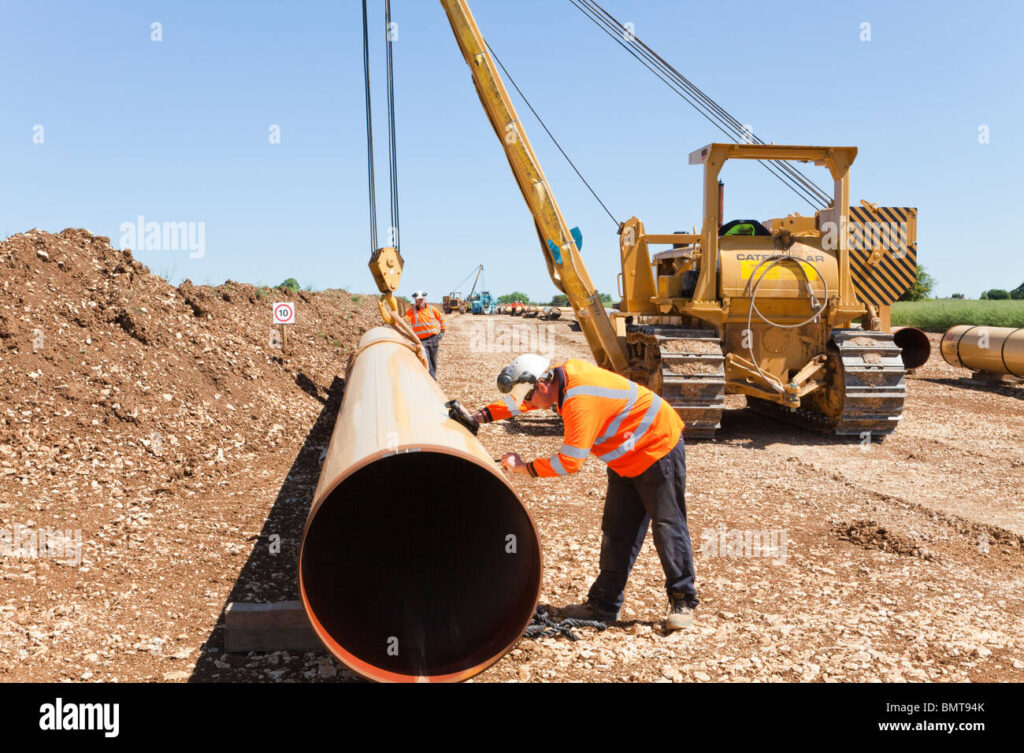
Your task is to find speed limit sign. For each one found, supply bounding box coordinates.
[272,302,295,325]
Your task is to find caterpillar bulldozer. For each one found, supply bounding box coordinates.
[442,292,464,315]
[371,0,930,439]
[615,143,929,437]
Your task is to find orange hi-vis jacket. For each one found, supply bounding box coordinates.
[405,303,446,340]
[483,358,684,478]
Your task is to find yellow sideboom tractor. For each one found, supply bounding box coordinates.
[618,142,929,437]
[369,0,930,441]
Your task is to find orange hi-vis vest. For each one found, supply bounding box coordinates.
[484,358,684,478]
[405,304,446,340]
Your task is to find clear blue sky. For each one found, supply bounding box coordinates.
[2,0,1021,299]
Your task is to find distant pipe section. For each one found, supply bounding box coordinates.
[941,325,1024,378]
[300,327,542,682]
[892,326,931,370]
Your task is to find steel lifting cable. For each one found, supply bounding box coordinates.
[385,0,400,250]
[569,0,827,209]
[453,265,480,292]
[572,0,832,209]
[576,31,822,208]
[596,0,831,208]
[568,0,833,210]
[487,42,621,228]
[589,0,833,209]
[361,0,378,252]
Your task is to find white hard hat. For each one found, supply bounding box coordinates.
[412,290,427,300]
[498,353,552,404]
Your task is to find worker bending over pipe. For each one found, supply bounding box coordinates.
[466,354,699,631]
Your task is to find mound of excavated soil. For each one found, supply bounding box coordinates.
[1,228,379,489]
[0,228,381,681]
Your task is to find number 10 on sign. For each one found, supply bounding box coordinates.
[273,302,295,353]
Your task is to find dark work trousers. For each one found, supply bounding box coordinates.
[421,333,440,380]
[587,436,698,612]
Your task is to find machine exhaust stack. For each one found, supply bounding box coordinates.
[717,179,724,230]
[300,327,542,682]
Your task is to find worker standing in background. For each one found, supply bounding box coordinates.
[468,354,698,630]
[405,291,446,379]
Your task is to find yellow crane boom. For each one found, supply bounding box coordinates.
[438,0,627,372]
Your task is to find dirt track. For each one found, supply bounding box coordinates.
[1,230,1022,682]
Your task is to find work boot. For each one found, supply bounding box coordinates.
[559,600,620,624]
[665,596,695,631]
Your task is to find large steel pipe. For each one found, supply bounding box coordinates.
[892,326,931,370]
[300,327,542,682]
[941,325,1024,378]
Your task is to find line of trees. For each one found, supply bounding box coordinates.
[496,291,530,304]
[497,292,613,305]
[896,268,1024,301]
[979,283,1024,300]
[548,293,612,306]
[945,285,1024,300]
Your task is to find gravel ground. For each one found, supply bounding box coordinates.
[1,229,1022,683]
[442,317,1024,683]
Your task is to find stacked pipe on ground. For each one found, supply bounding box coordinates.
[940,325,1024,381]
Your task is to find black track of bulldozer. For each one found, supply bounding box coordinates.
[748,329,907,437]
[626,324,725,438]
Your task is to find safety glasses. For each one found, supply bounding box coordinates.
[510,381,537,405]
